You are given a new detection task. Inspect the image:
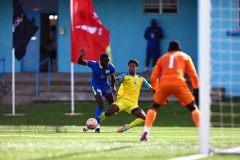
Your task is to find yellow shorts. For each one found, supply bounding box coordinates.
[113,98,138,114]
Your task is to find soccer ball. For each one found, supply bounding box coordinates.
[86,118,98,130]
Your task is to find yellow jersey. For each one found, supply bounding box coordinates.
[116,73,151,104]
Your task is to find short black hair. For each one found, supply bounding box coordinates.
[100,53,109,60]
[128,59,139,67]
[168,40,181,51]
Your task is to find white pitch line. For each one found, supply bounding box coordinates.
[170,154,209,160]
[0,130,199,133]
[0,135,139,138]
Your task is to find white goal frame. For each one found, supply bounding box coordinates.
[198,0,240,155]
[198,0,211,155]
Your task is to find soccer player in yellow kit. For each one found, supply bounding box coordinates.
[101,59,154,132]
[140,40,200,141]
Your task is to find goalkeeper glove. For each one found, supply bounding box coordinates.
[193,88,199,106]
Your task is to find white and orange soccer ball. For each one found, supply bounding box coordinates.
[86,118,98,130]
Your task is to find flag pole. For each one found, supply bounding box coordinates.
[5,48,25,116]
[71,62,74,114]
[12,48,15,115]
[65,62,82,116]
[65,0,82,116]
[9,0,36,116]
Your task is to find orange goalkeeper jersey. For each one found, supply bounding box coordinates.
[151,51,199,90]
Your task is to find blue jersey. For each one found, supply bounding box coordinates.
[87,60,115,87]
[144,26,163,49]
[116,73,151,104]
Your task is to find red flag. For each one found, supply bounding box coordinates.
[70,0,111,63]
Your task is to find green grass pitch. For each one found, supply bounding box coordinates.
[0,102,239,160]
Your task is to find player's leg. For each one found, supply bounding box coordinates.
[129,108,146,127]
[90,85,107,133]
[140,102,161,141]
[174,84,200,128]
[141,86,168,141]
[92,85,114,133]
[105,95,114,105]
[83,85,104,132]
[93,94,104,133]
[186,101,200,128]
[144,48,152,72]
[117,107,146,133]
[82,93,103,132]
[103,84,115,106]
[100,86,117,121]
[101,94,115,121]
[101,103,120,121]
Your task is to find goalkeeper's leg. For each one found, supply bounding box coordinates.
[186,101,200,128]
[141,103,160,141]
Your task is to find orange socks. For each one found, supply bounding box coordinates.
[144,108,199,131]
[144,109,157,128]
[191,109,200,128]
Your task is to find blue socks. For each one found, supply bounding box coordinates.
[95,106,103,126]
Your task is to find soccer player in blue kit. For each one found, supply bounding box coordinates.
[78,47,116,133]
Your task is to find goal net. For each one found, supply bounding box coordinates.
[199,0,240,155]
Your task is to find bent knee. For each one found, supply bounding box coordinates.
[186,101,198,112]
[150,101,161,110]
[105,105,119,116]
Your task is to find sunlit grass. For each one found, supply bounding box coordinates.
[0,102,239,159]
[0,126,239,160]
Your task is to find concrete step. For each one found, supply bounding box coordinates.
[0,73,180,104]
[32,91,178,103]
[33,92,153,103]
[0,94,34,105]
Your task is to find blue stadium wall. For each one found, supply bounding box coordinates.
[0,0,239,97]
[58,0,198,73]
[0,0,197,73]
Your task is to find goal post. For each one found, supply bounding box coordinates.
[198,0,240,155]
[198,0,211,155]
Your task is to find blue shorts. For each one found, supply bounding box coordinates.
[90,84,113,97]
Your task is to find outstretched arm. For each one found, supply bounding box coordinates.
[78,47,88,66]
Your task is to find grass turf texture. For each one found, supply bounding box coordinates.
[0,102,239,160]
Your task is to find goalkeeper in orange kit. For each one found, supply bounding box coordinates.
[140,40,200,141]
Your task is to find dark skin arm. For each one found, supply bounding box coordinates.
[110,74,117,94]
[78,47,87,66]
[148,87,154,93]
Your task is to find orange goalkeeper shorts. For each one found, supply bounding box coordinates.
[153,81,194,106]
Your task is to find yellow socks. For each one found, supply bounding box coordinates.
[191,109,200,128]
[100,112,107,121]
[129,118,145,128]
